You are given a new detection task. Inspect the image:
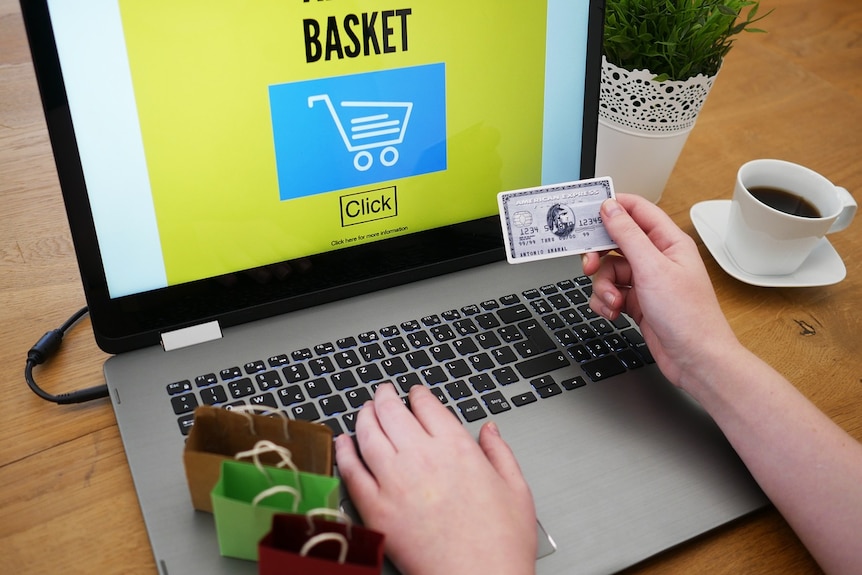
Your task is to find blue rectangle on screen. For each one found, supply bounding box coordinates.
[269,63,447,201]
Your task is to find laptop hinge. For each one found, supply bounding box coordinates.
[160,320,223,352]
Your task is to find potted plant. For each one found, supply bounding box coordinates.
[595,0,770,203]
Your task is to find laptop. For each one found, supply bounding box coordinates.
[20,0,767,573]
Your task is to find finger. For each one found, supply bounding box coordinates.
[408,384,463,436]
[334,434,381,519]
[369,383,426,451]
[478,422,531,492]
[354,398,397,466]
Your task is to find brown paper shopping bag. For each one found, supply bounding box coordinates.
[183,405,332,512]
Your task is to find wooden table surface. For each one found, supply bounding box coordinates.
[1,0,860,573]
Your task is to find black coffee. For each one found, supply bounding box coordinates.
[748,186,822,218]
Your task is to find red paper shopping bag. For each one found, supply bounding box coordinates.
[258,511,385,575]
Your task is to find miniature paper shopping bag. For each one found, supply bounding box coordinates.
[210,444,340,561]
[258,510,385,575]
[184,405,333,512]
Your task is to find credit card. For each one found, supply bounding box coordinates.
[497,177,618,264]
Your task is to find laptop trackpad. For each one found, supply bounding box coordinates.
[536,519,557,559]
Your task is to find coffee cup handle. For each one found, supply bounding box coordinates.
[828,186,857,234]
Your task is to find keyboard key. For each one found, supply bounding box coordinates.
[407,330,433,348]
[617,349,645,369]
[497,304,531,324]
[292,348,313,361]
[482,391,511,414]
[453,318,479,335]
[359,343,385,362]
[358,331,379,343]
[405,350,432,369]
[499,294,520,305]
[467,352,494,371]
[430,325,456,342]
[249,393,278,409]
[460,304,480,315]
[457,399,487,422]
[167,380,192,395]
[379,325,400,338]
[309,356,335,376]
[282,364,309,383]
[515,351,570,378]
[533,382,562,399]
[491,347,517,365]
[511,392,537,407]
[331,370,358,390]
[561,376,587,390]
[400,319,421,331]
[334,350,361,369]
[445,381,472,400]
[200,386,228,405]
[244,360,266,374]
[346,387,372,408]
[384,337,410,355]
[566,344,592,363]
[445,359,472,379]
[468,373,496,393]
[421,366,447,385]
[475,313,500,330]
[547,294,570,310]
[277,385,304,406]
[304,378,332,398]
[320,395,347,416]
[475,331,501,349]
[314,342,335,355]
[395,372,422,393]
[228,378,255,399]
[581,356,627,382]
[291,403,320,421]
[336,336,357,349]
[220,367,242,381]
[171,393,198,414]
[491,366,519,385]
[518,319,556,352]
[453,337,479,355]
[429,343,455,362]
[421,314,441,327]
[255,371,283,391]
[178,414,195,436]
[195,373,218,387]
[321,418,344,436]
[342,412,358,433]
[382,356,409,376]
[357,363,384,383]
[480,299,499,311]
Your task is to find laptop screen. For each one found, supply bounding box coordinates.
[28,0,603,352]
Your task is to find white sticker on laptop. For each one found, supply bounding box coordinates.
[497,177,618,264]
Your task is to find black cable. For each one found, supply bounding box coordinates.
[25,306,110,404]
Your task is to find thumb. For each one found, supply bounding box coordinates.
[478,422,530,490]
[600,197,665,270]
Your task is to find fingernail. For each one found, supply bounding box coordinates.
[603,198,622,217]
[486,421,501,436]
[581,254,588,268]
[603,291,616,306]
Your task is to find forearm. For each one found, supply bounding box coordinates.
[682,341,862,574]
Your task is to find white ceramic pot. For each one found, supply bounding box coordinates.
[595,57,717,204]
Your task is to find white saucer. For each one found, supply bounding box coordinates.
[689,200,846,287]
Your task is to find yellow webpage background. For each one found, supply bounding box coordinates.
[118,0,547,286]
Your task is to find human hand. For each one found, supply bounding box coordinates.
[335,383,537,575]
[580,194,740,388]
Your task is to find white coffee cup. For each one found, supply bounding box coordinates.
[725,159,856,276]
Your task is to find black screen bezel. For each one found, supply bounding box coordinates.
[20,0,605,354]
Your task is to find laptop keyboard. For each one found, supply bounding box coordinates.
[168,275,654,436]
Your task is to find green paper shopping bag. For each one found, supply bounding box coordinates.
[211,442,340,561]
[258,509,385,575]
[184,405,333,512]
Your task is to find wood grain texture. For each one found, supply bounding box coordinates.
[1,0,859,573]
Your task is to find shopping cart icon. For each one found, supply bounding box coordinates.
[308,94,413,172]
